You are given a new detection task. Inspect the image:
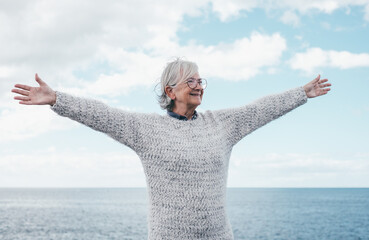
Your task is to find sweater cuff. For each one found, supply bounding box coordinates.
[297,86,308,103]
[50,91,67,114]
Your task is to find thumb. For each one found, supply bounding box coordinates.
[35,73,47,86]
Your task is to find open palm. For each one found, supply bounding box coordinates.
[304,75,331,98]
[12,74,56,105]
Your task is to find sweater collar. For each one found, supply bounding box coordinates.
[167,110,198,121]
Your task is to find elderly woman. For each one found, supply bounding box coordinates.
[12,59,331,239]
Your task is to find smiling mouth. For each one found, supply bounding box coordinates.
[190,93,201,96]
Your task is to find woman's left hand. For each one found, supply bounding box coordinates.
[304,75,331,98]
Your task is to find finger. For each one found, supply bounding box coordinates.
[320,88,330,95]
[19,101,33,105]
[14,96,30,101]
[11,88,30,96]
[35,73,46,86]
[14,84,32,91]
[314,74,321,83]
[318,79,328,84]
[319,83,331,88]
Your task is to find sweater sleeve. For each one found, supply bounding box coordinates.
[50,91,143,151]
[214,86,308,146]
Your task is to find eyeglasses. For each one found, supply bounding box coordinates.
[185,78,207,89]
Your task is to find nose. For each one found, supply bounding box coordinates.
[195,81,204,90]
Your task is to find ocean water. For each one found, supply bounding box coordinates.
[0,188,368,240]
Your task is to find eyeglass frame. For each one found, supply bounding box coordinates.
[184,78,207,90]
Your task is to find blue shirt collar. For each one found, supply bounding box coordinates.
[167,110,198,121]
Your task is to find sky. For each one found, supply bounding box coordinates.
[0,0,368,188]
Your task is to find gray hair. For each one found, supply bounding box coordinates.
[157,58,199,111]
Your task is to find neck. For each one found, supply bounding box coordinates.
[172,105,197,120]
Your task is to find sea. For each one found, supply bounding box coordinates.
[0,188,368,240]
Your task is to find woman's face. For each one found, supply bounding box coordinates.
[171,73,204,110]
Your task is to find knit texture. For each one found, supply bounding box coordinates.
[51,86,308,239]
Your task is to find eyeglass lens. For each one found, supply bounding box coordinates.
[187,78,207,89]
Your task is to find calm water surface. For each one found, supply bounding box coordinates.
[0,188,368,240]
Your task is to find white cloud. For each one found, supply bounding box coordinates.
[228,152,369,187]
[0,0,206,93]
[365,4,369,21]
[0,149,145,187]
[1,0,368,97]
[329,50,369,69]
[289,47,369,73]
[186,32,287,81]
[2,148,368,187]
[1,0,368,143]
[0,0,208,142]
[85,49,167,96]
[280,0,369,15]
[89,32,287,96]
[280,10,300,27]
[210,0,369,21]
[211,0,258,21]
[321,21,331,30]
[289,48,329,73]
[0,66,16,78]
[0,105,76,142]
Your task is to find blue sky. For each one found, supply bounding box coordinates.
[0,0,368,187]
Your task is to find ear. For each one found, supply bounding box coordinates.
[165,86,175,100]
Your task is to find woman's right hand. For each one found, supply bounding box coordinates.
[12,74,56,106]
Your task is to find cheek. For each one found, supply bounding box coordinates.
[174,87,189,99]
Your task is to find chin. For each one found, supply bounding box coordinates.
[193,100,202,105]
[190,102,201,108]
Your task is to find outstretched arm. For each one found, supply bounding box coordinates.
[11,74,143,151]
[12,74,56,105]
[215,75,332,146]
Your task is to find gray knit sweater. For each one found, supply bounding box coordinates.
[51,86,308,239]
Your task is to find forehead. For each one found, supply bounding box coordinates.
[180,72,200,82]
[175,73,197,85]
